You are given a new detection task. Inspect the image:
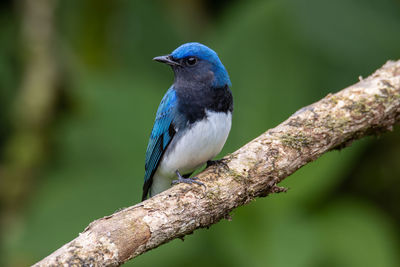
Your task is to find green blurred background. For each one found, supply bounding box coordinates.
[1,0,400,266]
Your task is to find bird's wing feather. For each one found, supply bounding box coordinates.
[142,87,177,200]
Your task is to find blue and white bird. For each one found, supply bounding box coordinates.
[142,42,233,200]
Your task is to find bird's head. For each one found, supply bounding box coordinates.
[153,42,231,88]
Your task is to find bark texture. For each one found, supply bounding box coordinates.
[34,60,400,266]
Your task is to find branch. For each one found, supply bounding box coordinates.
[34,60,400,266]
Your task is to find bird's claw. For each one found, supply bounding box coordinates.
[172,176,205,187]
[173,170,206,190]
[207,158,229,169]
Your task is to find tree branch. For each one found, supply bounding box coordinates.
[34,60,400,266]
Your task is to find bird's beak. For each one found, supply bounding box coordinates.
[153,55,180,66]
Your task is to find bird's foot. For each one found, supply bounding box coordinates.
[171,176,203,185]
[172,170,206,189]
[207,158,229,169]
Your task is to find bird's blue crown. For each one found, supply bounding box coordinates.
[171,42,231,87]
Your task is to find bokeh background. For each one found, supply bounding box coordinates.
[1,0,400,266]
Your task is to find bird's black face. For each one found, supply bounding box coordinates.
[153,54,214,87]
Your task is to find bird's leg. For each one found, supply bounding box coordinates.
[172,170,205,188]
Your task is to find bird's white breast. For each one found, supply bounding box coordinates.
[150,110,231,196]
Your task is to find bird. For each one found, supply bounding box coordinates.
[142,42,233,201]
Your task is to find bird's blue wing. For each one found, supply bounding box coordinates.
[142,87,177,200]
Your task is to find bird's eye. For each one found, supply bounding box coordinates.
[185,57,198,66]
